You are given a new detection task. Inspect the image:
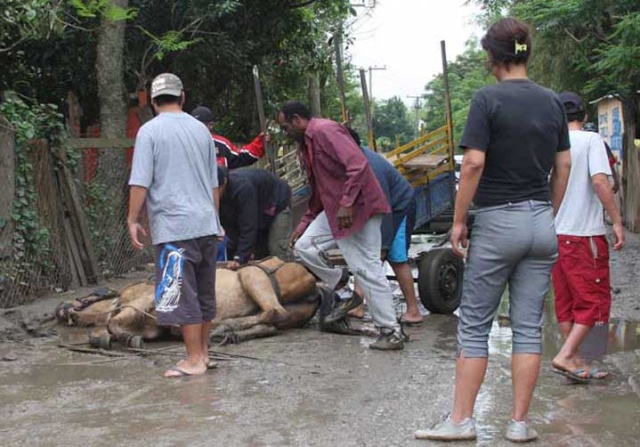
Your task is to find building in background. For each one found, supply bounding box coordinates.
[590,94,624,161]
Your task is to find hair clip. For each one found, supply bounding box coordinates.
[515,41,528,54]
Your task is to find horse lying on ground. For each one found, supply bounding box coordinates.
[56,257,364,349]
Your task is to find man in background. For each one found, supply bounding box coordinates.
[218,166,292,269]
[191,105,266,169]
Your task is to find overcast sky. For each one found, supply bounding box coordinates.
[347,0,483,104]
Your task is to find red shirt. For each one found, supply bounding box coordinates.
[296,118,390,239]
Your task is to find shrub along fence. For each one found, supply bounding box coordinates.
[0,130,152,308]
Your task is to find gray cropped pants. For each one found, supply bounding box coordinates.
[458,200,558,358]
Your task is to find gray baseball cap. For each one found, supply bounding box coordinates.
[151,73,183,99]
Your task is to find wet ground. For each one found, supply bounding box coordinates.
[0,229,639,447]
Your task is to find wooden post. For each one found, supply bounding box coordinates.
[252,65,276,174]
[54,146,100,284]
[359,69,378,152]
[622,98,639,232]
[441,40,456,202]
[334,29,349,123]
[441,40,454,157]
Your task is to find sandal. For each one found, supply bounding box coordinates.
[551,364,590,384]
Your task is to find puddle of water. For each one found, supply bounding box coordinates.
[492,289,640,359]
[426,287,640,444]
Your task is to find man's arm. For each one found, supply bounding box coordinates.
[604,143,620,193]
[451,149,485,257]
[550,150,572,215]
[213,187,220,213]
[216,134,264,169]
[127,186,148,250]
[592,173,624,249]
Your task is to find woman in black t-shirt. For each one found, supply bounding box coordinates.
[414,18,571,443]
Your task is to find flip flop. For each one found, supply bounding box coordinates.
[588,367,610,380]
[400,318,423,326]
[164,366,193,378]
[551,365,590,384]
[207,361,218,370]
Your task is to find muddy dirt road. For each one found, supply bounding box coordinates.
[0,230,638,447]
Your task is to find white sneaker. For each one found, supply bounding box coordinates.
[414,414,477,441]
[505,419,538,443]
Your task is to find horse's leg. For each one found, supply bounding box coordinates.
[107,295,153,347]
[272,301,321,330]
[70,299,118,327]
[210,310,276,338]
[237,266,287,314]
[216,324,278,345]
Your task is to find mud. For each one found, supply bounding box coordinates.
[0,230,639,446]
[609,228,640,321]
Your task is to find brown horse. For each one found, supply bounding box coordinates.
[56,257,356,348]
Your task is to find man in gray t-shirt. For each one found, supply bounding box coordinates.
[127,72,222,378]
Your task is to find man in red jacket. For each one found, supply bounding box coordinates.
[278,101,407,350]
[191,106,265,169]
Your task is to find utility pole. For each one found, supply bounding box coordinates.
[359,68,378,152]
[367,65,386,103]
[407,95,423,139]
[334,29,348,123]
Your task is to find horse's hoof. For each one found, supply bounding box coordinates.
[54,303,74,325]
[90,334,113,350]
[99,334,113,349]
[128,335,145,349]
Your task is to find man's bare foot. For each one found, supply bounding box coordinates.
[401,311,423,325]
[164,359,207,377]
[348,304,365,319]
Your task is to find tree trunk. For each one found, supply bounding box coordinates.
[0,115,15,259]
[96,0,128,177]
[308,74,321,117]
[93,0,130,273]
[622,97,640,232]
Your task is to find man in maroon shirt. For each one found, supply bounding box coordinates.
[277,101,407,350]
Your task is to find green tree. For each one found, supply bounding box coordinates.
[0,0,357,140]
[422,38,494,149]
[372,96,414,150]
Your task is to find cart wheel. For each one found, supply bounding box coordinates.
[418,248,463,314]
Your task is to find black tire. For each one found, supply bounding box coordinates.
[418,248,464,314]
